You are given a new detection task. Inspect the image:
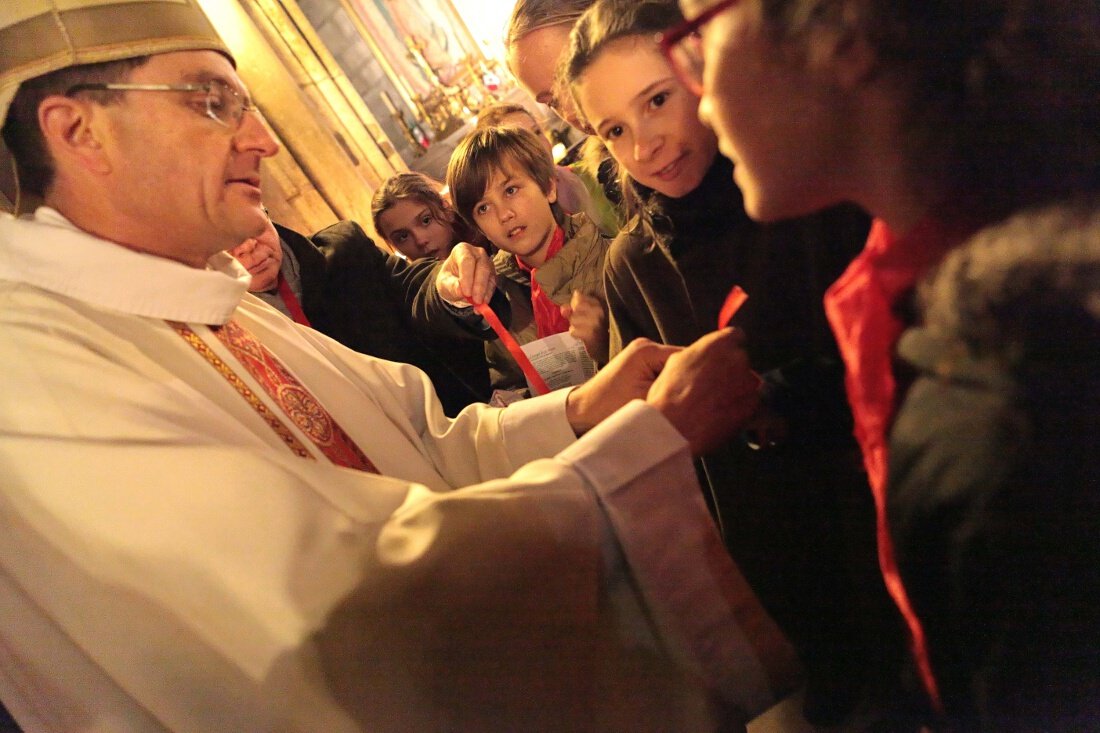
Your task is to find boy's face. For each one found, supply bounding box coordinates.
[471,162,558,268]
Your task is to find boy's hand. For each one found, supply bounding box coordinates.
[565,337,679,435]
[646,328,761,456]
[561,291,609,364]
[436,242,496,306]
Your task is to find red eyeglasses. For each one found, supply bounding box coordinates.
[659,0,739,96]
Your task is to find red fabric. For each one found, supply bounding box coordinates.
[824,218,963,713]
[213,320,378,473]
[472,302,551,396]
[718,285,748,329]
[517,227,571,339]
[276,273,312,327]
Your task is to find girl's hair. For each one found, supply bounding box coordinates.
[446,126,558,228]
[504,0,597,50]
[370,172,477,244]
[562,0,687,219]
[757,0,1100,222]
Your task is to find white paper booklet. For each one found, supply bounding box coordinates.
[520,332,598,393]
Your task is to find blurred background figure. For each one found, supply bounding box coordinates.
[230,214,494,416]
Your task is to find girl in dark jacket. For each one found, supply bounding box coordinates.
[562,0,906,727]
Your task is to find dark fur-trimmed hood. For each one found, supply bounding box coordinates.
[914,195,1100,371]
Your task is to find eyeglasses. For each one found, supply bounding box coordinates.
[65,80,256,128]
[660,0,740,96]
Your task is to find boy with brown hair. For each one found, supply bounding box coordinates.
[447,125,611,363]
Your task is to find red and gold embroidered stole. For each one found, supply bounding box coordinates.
[170,320,378,473]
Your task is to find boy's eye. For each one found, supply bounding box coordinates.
[504,185,519,196]
[650,91,669,109]
[391,231,408,243]
[605,125,624,141]
[475,203,489,216]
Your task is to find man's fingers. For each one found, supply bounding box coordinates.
[620,337,680,377]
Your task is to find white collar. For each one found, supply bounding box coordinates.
[0,207,250,325]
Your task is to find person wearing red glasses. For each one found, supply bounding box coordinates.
[669,0,1100,730]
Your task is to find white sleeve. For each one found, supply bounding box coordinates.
[0,401,792,732]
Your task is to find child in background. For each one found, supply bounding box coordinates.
[476,102,620,237]
[371,171,483,260]
[447,125,611,369]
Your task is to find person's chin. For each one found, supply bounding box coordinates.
[250,274,278,293]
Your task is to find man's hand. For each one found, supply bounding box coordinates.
[561,291,609,364]
[565,337,680,435]
[436,242,496,306]
[647,328,761,456]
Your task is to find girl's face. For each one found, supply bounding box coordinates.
[685,0,856,221]
[377,198,456,260]
[573,36,717,199]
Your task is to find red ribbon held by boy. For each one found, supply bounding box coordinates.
[472,301,552,396]
[472,284,749,399]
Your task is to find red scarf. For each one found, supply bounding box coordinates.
[824,218,963,713]
[516,226,570,339]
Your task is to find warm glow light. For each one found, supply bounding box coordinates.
[448,0,514,63]
[552,142,567,163]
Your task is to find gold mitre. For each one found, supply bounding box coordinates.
[0,0,233,209]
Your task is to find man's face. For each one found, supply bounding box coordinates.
[229,218,282,292]
[95,51,279,266]
[507,24,588,130]
[681,0,850,221]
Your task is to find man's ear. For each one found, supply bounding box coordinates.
[38,95,111,176]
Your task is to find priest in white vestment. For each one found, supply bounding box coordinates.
[0,1,798,730]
